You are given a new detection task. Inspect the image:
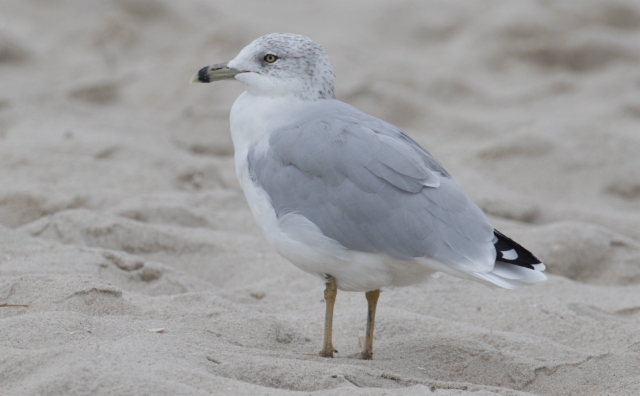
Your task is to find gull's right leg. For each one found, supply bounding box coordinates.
[319,275,338,358]
[355,289,380,360]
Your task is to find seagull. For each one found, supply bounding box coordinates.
[191,33,546,360]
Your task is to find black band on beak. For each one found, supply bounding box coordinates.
[191,62,241,84]
[197,66,211,83]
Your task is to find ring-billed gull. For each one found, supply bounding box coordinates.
[191,33,546,360]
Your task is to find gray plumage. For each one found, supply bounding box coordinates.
[248,100,496,274]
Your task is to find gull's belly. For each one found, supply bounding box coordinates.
[235,153,435,292]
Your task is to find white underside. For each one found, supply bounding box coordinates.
[239,167,437,291]
[229,91,546,292]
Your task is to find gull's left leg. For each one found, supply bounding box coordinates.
[357,289,380,360]
[318,275,338,358]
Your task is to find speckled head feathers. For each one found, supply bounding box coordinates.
[228,33,335,101]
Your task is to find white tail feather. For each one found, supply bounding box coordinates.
[471,261,547,289]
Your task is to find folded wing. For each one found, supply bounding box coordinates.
[248,106,498,274]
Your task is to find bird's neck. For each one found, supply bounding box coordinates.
[236,72,335,101]
[230,92,312,153]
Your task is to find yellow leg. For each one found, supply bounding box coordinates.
[357,289,380,360]
[319,275,338,358]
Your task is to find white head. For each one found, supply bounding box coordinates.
[192,33,335,101]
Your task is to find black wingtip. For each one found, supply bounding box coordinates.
[493,229,543,270]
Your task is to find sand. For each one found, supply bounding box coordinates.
[2,0,640,394]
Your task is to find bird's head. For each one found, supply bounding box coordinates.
[191,33,335,101]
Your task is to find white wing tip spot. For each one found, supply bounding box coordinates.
[501,249,518,260]
[532,263,546,271]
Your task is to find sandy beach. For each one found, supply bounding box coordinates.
[2,0,640,394]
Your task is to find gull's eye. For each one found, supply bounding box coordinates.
[264,54,278,63]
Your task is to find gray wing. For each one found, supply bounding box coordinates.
[248,107,496,273]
